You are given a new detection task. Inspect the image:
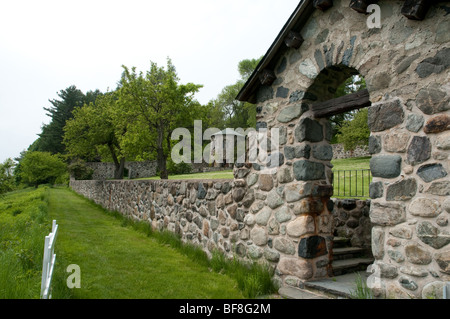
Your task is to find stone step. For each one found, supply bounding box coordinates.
[332,258,374,277]
[304,271,370,299]
[332,247,367,260]
[332,236,351,248]
[278,286,329,299]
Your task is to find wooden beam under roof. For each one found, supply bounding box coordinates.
[312,89,371,118]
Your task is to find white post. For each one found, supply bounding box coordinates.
[40,220,58,299]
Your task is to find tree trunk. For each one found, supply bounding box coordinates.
[108,143,125,180]
[157,148,168,179]
[114,157,126,180]
[157,125,169,179]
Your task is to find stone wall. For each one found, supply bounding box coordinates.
[86,161,229,180]
[243,0,449,298]
[331,144,370,160]
[332,199,371,249]
[86,161,158,180]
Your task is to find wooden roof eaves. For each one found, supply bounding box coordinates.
[236,0,314,104]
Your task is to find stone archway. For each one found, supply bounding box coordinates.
[236,0,449,299]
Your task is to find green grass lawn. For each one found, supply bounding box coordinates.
[331,156,371,171]
[140,157,372,199]
[47,187,245,299]
[139,169,234,180]
[331,157,372,199]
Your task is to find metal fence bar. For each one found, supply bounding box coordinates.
[332,169,372,198]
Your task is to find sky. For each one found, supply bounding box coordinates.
[0,0,301,163]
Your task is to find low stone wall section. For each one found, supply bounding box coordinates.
[332,198,372,249]
[86,161,158,180]
[331,144,370,160]
[70,178,374,288]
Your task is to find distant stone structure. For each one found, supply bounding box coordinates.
[85,161,158,180]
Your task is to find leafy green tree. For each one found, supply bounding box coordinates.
[329,75,367,143]
[20,152,67,187]
[336,108,370,151]
[63,92,127,179]
[212,57,262,129]
[0,158,16,194]
[117,59,202,179]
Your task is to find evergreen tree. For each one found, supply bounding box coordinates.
[34,86,102,154]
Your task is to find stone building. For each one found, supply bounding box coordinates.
[236,0,449,298]
[71,0,450,299]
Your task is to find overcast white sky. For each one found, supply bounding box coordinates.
[0,0,300,163]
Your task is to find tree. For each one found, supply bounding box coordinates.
[63,91,128,179]
[34,86,102,154]
[336,108,370,151]
[20,152,67,187]
[117,59,202,179]
[329,75,367,143]
[212,57,262,129]
[0,158,16,194]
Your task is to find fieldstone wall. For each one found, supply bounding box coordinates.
[86,161,158,180]
[244,0,449,298]
[332,199,371,249]
[331,144,370,159]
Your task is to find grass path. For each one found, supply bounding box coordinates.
[47,187,244,299]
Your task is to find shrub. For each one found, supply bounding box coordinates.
[68,159,94,180]
[20,152,67,187]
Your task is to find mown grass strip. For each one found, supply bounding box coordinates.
[48,187,276,299]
